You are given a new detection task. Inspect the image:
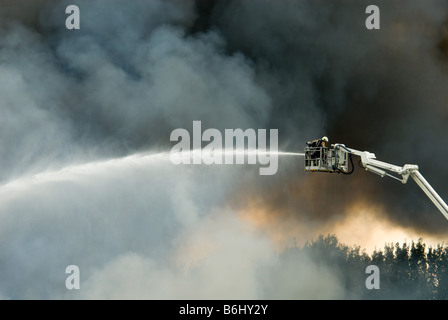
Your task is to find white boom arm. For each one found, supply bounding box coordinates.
[335,144,448,220]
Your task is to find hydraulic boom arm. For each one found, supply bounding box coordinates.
[336,144,448,220]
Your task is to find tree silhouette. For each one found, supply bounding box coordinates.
[277,234,448,299]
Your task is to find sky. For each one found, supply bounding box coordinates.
[0,0,448,299]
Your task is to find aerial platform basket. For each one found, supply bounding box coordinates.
[304,146,350,173]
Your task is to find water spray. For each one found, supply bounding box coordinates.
[0,149,304,193]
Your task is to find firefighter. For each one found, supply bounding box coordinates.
[306,136,329,166]
[306,136,329,148]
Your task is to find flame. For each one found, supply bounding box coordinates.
[238,197,448,254]
[328,201,448,254]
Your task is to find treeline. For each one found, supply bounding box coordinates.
[280,234,448,299]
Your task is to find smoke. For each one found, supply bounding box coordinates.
[0,0,448,299]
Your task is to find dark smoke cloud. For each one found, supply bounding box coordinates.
[206,0,448,233]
